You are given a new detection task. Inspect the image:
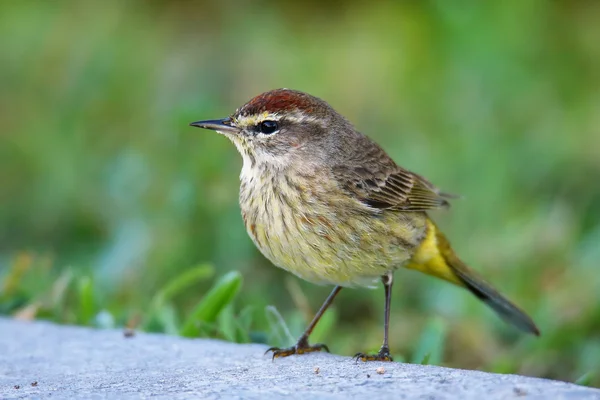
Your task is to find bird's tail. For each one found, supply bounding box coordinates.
[406,219,540,336]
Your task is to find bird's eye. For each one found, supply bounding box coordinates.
[259,120,279,135]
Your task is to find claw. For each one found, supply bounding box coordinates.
[300,343,329,354]
[264,347,280,356]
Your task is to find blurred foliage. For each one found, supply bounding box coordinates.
[1,0,599,388]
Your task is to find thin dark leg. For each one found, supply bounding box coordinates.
[379,272,393,357]
[266,285,342,359]
[297,285,342,346]
[354,272,394,362]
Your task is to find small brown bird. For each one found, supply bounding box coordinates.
[190,89,539,361]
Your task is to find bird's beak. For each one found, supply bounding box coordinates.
[189,118,239,134]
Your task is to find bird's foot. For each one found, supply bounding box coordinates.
[265,336,329,360]
[353,346,393,362]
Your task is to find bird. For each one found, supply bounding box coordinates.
[190,88,539,361]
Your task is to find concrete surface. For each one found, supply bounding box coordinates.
[0,319,598,399]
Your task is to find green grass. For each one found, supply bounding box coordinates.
[1,0,599,388]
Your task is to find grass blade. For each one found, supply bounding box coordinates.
[151,264,214,309]
[180,271,242,337]
[575,371,596,387]
[144,265,214,332]
[265,305,295,347]
[77,276,95,326]
[411,317,447,365]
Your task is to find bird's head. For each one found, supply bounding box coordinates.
[190,89,353,170]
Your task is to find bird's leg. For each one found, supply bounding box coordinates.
[354,272,394,362]
[266,285,342,360]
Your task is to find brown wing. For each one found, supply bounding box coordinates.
[332,141,454,212]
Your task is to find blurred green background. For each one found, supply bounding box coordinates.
[1,0,599,387]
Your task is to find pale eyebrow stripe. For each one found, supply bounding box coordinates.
[235,111,323,128]
[235,112,283,127]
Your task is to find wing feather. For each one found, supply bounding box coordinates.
[331,141,454,212]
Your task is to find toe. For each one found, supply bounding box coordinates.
[273,349,296,358]
[266,342,331,359]
[298,343,329,354]
[314,343,330,353]
[352,352,393,362]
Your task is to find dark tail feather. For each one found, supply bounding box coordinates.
[451,261,540,336]
[436,231,540,336]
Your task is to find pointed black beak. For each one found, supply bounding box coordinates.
[189,118,238,133]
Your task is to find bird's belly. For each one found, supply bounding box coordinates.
[240,183,426,287]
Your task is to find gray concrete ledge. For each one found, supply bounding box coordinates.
[0,318,598,399]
